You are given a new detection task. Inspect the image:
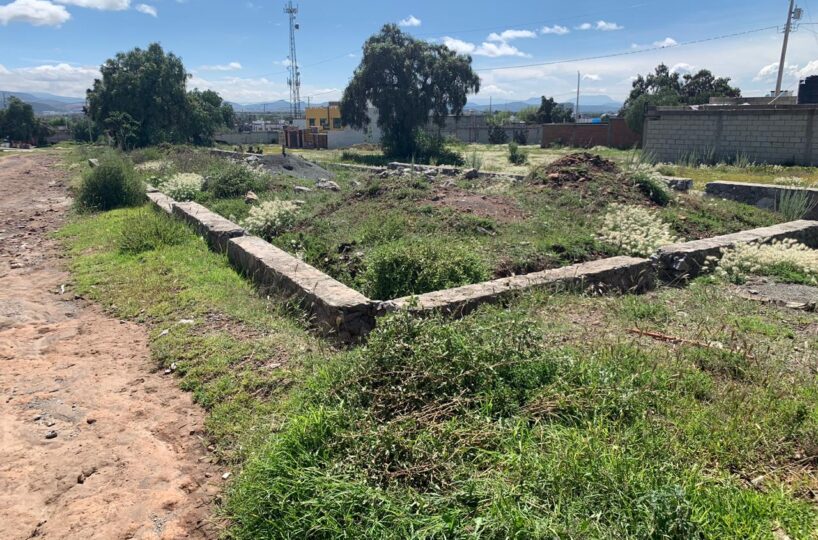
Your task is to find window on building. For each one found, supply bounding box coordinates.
[333,118,342,129]
[309,118,315,127]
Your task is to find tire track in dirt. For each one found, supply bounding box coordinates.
[0,151,220,539]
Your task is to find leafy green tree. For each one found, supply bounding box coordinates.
[533,96,573,124]
[86,43,233,148]
[72,116,102,143]
[0,96,45,142]
[622,64,740,133]
[186,89,235,145]
[341,24,480,159]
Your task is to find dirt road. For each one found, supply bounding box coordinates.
[0,151,219,539]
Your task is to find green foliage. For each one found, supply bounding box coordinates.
[465,149,482,170]
[507,141,528,165]
[633,171,671,206]
[76,153,145,211]
[412,131,464,165]
[776,189,817,221]
[119,207,188,254]
[361,238,489,299]
[488,123,509,144]
[339,151,391,166]
[0,96,50,144]
[622,64,741,133]
[341,24,480,159]
[72,116,103,143]
[205,162,267,198]
[86,43,233,148]
[532,95,574,124]
[512,129,528,145]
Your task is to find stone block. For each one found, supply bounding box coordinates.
[171,201,245,252]
[706,181,818,220]
[382,256,655,317]
[659,176,693,192]
[655,220,818,282]
[227,235,376,339]
[146,191,174,214]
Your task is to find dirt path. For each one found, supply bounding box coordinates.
[0,152,220,539]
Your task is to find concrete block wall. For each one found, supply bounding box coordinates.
[644,105,818,165]
[706,181,818,220]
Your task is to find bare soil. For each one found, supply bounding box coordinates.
[0,151,220,540]
[424,186,528,223]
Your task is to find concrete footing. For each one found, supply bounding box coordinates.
[706,181,818,220]
[171,201,245,253]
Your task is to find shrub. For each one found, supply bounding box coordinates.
[76,155,144,211]
[633,171,671,206]
[598,204,680,256]
[206,162,267,198]
[360,238,489,299]
[119,208,189,254]
[465,149,483,171]
[507,142,528,165]
[241,200,298,239]
[512,130,528,145]
[488,124,508,144]
[776,189,816,221]
[164,173,204,201]
[411,132,464,166]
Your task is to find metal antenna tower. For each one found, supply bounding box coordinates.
[284,1,301,119]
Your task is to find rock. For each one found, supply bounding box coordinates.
[351,180,361,187]
[464,168,479,180]
[294,186,312,193]
[177,319,195,325]
[86,418,97,425]
[222,471,232,480]
[316,180,341,192]
[45,431,57,440]
[244,191,259,204]
[88,158,99,168]
[292,200,306,206]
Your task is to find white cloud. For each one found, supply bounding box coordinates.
[670,62,695,74]
[596,20,623,31]
[541,25,569,35]
[188,73,341,103]
[754,61,797,81]
[583,73,601,81]
[199,62,242,72]
[135,3,155,16]
[0,62,99,96]
[487,29,536,42]
[798,60,818,78]
[55,0,129,9]
[398,14,420,27]
[442,36,530,58]
[653,37,678,48]
[577,20,623,31]
[0,0,71,26]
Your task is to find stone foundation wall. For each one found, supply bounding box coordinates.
[706,181,818,220]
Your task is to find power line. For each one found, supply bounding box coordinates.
[474,25,779,73]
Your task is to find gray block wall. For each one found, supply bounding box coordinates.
[643,105,818,165]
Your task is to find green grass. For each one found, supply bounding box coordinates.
[57,147,818,539]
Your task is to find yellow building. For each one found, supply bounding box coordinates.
[305,101,343,131]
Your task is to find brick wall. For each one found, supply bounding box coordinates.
[540,118,641,149]
[643,105,818,165]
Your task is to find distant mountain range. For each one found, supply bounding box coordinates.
[3,90,623,116]
[0,90,86,114]
[464,95,623,115]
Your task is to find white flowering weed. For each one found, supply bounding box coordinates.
[771,176,805,186]
[164,173,204,201]
[708,239,818,285]
[242,200,298,239]
[598,204,681,257]
[135,160,171,173]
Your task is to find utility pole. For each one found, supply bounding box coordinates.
[776,0,802,97]
[284,1,302,120]
[575,71,581,122]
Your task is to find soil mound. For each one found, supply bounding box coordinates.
[213,149,334,182]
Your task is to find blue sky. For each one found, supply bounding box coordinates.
[1,0,817,103]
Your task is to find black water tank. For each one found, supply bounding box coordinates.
[798,76,818,104]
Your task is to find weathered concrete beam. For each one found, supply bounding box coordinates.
[706,181,818,220]
[146,191,174,214]
[227,235,376,339]
[382,256,654,317]
[655,220,818,282]
[171,201,245,253]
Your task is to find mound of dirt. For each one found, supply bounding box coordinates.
[526,152,647,205]
[213,149,334,182]
[529,152,619,184]
[423,186,527,223]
